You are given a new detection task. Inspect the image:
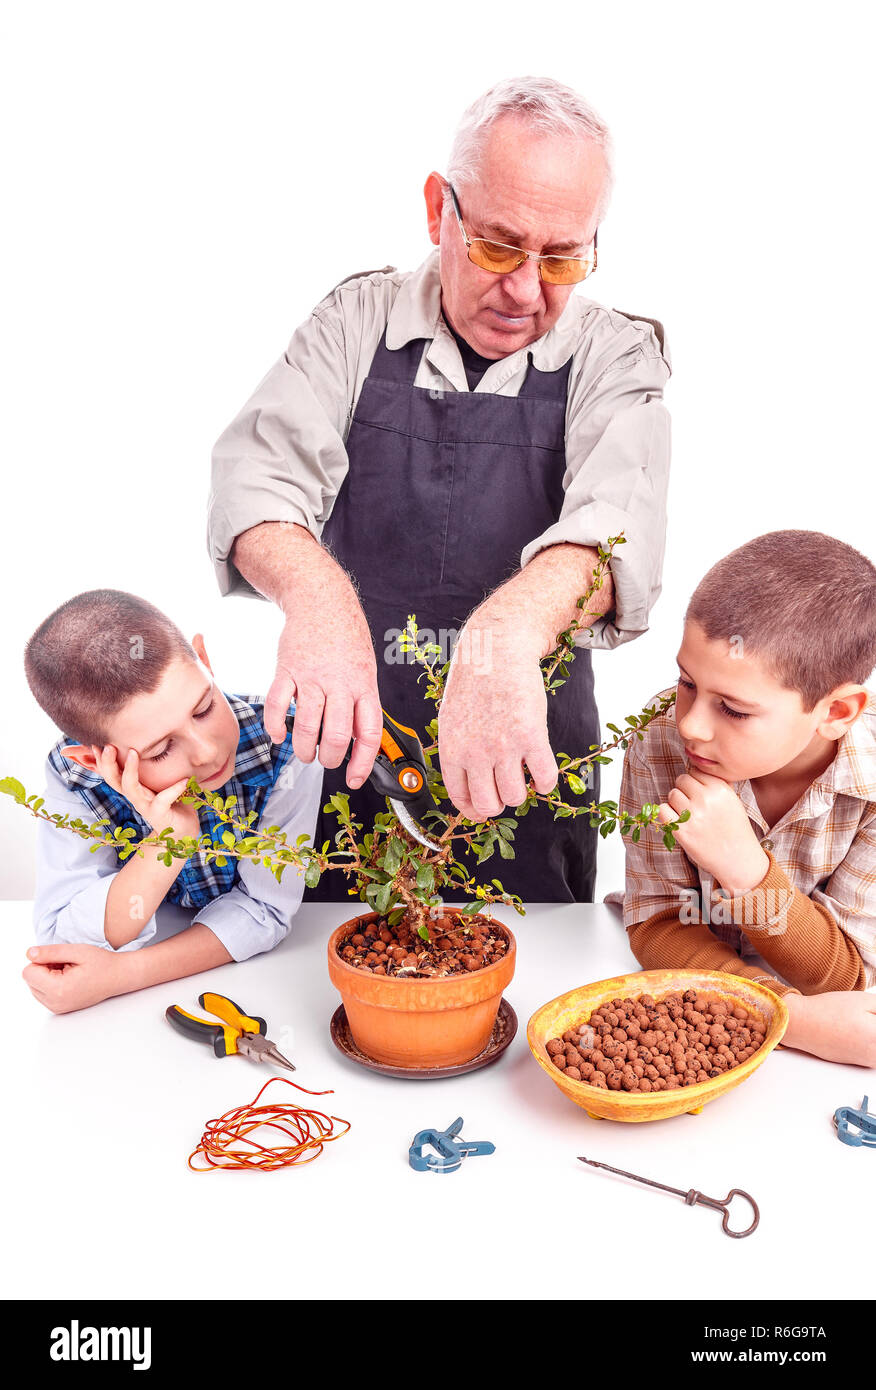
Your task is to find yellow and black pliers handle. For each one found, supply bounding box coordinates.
[165,992,267,1059]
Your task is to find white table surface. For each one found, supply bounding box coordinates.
[2,899,873,1302]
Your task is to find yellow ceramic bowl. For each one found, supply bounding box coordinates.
[527,969,788,1123]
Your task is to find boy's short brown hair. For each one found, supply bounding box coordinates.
[686,530,876,711]
[25,589,196,746]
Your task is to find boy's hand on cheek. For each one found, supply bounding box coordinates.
[94,746,200,839]
[22,944,126,1014]
[658,770,769,894]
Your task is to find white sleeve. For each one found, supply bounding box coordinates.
[32,759,160,951]
[192,754,324,962]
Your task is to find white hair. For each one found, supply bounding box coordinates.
[445,75,614,223]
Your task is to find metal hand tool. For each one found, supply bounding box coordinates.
[289,705,442,850]
[578,1156,760,1238]
[166,991,295,1070]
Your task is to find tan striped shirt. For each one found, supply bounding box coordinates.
[613,685,876,995]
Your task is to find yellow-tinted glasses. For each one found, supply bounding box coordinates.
[448,183,597,286]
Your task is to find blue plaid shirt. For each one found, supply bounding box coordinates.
[47,693,297,910]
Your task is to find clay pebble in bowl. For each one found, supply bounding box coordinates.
[527,969,788,1123]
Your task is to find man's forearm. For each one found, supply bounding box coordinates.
[469,542,615,660]
[232,521,356,615]
[116,922,233,995]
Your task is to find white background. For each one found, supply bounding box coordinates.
[3,900,872,1303]
[2,0,876,904]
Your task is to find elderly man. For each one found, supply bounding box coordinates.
[208,76,671,903]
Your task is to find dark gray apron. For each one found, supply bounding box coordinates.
[302,327,600,903]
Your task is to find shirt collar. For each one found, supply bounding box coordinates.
[809,689,876,800]
[385,248,581,374]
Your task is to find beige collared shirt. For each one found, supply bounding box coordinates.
[208,250,672,649]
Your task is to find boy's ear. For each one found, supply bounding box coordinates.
[60,744,98,771]
[191,633,212,672]
[822,686,868,737]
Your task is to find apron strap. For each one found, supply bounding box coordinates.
[518,350,574,401]
[367,330,428,384]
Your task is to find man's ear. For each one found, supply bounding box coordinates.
[191,633,212,672]
[424,172,446,246]
[60,745,98,771]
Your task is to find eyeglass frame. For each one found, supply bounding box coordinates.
[446,182,598,282]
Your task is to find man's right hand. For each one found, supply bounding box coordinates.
[233,522,384,789]
[265,608,383,786]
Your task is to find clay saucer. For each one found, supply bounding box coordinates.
[329,997,518,1079]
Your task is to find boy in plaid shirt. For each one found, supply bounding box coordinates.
[616,531,876,1067]
[21,590,322,1014]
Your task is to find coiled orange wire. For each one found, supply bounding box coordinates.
[188,1076,351,1172]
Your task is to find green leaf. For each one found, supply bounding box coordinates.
[304,862,321,889]
[383,838,404,875]
[415,863,434,895]
[0,777,26,804]
[375,882,393,915]
[498,838,514,859]
[222,831,236,848]
[417,925,430,942]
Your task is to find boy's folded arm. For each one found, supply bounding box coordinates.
[112,922,233,995]
[33,766,160,951]
[626,906,799,999]
[720,851,870,994]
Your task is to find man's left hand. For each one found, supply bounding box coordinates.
[437,621,559,822]
[23,943,126,1014]
[658,769,769,894]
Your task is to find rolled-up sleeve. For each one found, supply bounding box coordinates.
[208,303,353,598]
[520,334,671,651]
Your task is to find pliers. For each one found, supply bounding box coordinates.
[165,991,295,1070]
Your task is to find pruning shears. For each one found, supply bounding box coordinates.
[286,706,441,851]
[367,709,442,850]
[165,992,296,1070]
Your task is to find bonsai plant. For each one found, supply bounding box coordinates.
[4,534,688,1067]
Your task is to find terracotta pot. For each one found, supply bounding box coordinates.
[327,912,516,1069]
